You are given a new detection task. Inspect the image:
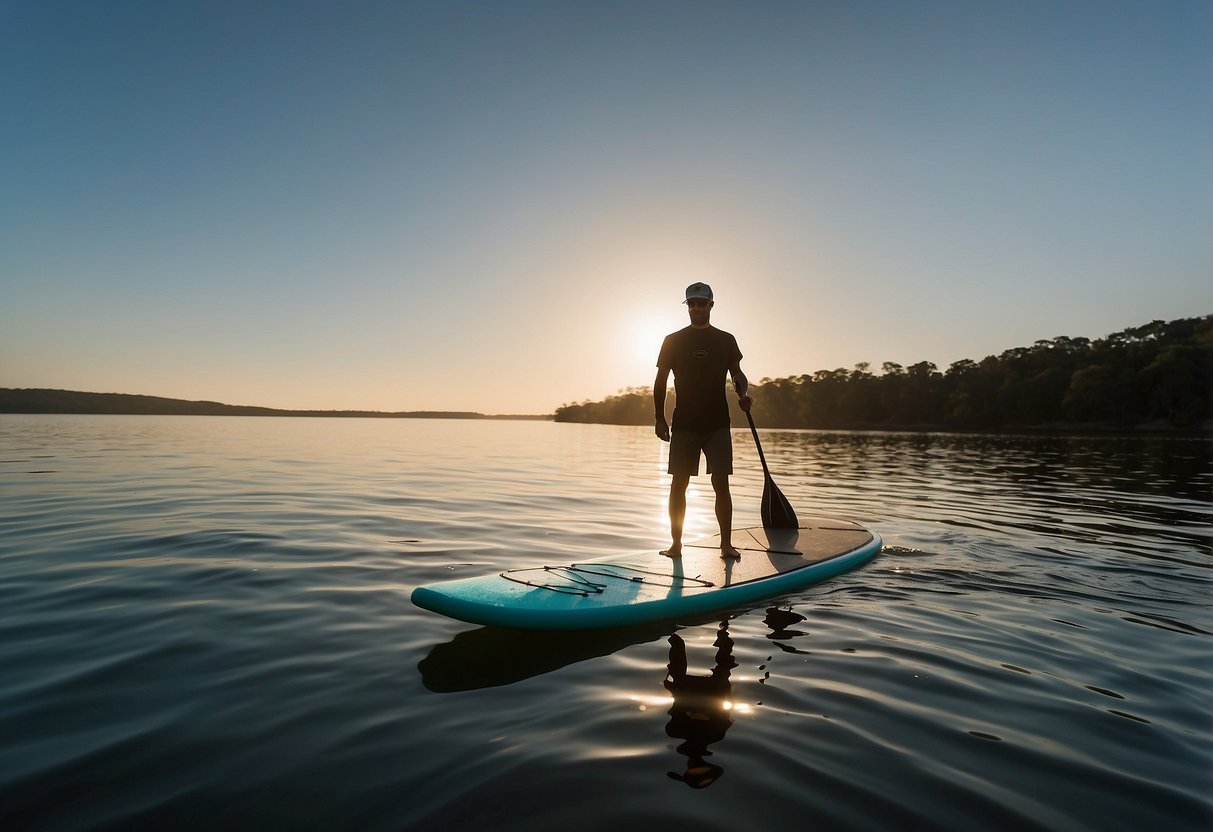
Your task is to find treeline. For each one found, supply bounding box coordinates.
[0,389,548,420]
[554,315,1213,431]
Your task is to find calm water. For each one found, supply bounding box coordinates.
[1,415,1209,831]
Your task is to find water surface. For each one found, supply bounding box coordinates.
[1,416,1209,830]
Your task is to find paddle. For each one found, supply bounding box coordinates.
[745,410,799,529]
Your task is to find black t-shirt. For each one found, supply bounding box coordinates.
[657,325,742,432]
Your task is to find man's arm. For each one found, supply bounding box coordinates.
[654,367,671,441]
[730,361,752,412]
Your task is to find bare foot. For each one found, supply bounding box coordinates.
[720,545,742,560]
[661,544,683,558]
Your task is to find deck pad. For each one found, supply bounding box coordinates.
[411,518,882,630]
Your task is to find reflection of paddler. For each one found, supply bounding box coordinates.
[663,621,737,788]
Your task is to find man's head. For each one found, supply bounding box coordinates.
[684,282,714,328]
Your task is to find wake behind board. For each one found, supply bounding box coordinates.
[411,518,881,631]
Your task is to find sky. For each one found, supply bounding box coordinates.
[2,0,1209,414]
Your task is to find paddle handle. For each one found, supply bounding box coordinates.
[745,410,774,480]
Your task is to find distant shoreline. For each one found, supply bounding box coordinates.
[558,314,1212,434]
[0,389,551,421]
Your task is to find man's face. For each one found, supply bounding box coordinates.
[686,298,713,326]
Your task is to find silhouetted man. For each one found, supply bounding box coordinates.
[654,282,751,559]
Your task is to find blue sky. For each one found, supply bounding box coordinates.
[2,0,1209,413]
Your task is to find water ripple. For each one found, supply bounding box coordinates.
[0,416,1209,831]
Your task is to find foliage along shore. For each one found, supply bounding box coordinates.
[0,389,550,421]
[555,315,1213,433]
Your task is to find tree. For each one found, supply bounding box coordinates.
[554,315,1212,431]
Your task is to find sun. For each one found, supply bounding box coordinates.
[627,310,677,369]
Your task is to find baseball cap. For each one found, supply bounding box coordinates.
[684,282,713,303]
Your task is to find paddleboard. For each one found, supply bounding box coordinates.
[411,517,881,630]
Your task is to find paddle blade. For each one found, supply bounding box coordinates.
[760,477,799,529]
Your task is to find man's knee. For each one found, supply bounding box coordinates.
[671,474,692,493]
[710,472,731,493]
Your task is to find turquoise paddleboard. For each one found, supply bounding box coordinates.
[411,518,882,630]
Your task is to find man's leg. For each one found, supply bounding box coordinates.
[711,471,741,559]
[662,473,691,558]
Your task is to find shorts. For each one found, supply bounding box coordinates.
[668,427,733,477]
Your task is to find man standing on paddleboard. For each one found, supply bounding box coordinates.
[654,282,752,560]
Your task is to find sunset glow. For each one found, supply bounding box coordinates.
[2,2,1207,413]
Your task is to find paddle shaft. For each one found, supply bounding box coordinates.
[745,410,774,481]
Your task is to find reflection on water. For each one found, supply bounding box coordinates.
[0,416,1209,831]
[763,606,810,654]
[419,614,777,791]
[664,622,736,789]
[419,622,671,692]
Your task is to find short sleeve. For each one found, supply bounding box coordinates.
[657,334,674,369]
